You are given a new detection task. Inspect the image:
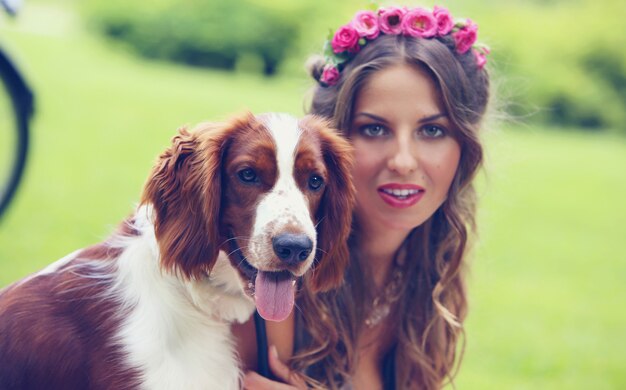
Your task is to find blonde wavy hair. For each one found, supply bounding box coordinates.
[292,33,490,389]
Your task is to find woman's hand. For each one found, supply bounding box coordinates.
[242,345,307,389]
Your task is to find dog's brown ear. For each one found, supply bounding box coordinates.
[308,121,355,293]
[141,120,238,279]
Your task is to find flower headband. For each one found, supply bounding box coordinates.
[319,6,490,87]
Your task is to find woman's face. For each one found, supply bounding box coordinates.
[349,63,461,235]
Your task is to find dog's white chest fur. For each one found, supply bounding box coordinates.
[114,210,255,389]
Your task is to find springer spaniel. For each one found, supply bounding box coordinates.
[0,113,354,389]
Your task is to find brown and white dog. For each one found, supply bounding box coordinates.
[0,113,354,389]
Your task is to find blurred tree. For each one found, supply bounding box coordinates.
[481,0,626,132]
[83,0,626,132]
[84,0,304,75]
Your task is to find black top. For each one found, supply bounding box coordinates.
[253,310,276,380]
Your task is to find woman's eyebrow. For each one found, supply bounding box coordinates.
[353,112,388,123]
[418,113,447,123]
[354,112,448,125]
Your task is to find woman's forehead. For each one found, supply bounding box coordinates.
[353,64,444,119]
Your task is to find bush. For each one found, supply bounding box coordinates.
[482,0,626,132]
[83,0,302,75]
[82,0,626,133]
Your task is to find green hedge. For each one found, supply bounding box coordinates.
[83,0,304,75]
[481,0,626,132]
[83,0,626,132]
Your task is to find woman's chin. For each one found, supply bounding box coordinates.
[357,208,424,233]
[382,219,423,232]
[374,215,425,234]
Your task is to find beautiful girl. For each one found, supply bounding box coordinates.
[238,5,491,389]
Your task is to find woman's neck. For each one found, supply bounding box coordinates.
[355,224,410,287]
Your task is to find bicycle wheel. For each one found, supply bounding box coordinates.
[0,49,33,221]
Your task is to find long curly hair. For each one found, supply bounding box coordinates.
[291,33,490,389]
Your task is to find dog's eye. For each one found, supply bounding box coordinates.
[238,168,258,183]
[308,175,324,191]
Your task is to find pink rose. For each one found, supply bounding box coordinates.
[320,65,340,86]
[433,6,454,36]
[331,24,360,54]
[352,10,380,40]
[377,6,406,35]
[473,46,490,69]
[453,20,478,54]
[401,8,438,38]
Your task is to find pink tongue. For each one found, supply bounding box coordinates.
[254,271,295,322]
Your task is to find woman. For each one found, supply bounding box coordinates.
[237,5,491,389]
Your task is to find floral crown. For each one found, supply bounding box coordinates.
[319,5,490,87]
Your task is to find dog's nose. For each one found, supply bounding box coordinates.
[272,234,313,265]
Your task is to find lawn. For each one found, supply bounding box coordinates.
[1,3,625,389]
[459,129,626,389]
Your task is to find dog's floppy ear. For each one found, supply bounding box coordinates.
[309,121,355,293]
[141,119,239,279]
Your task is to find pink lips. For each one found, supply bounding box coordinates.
[377,183,425,208]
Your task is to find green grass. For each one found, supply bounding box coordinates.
[457,129,626,389]
[2,3,626,389]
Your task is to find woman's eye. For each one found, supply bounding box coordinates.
[308,175,324,191]
[237,168,258,183]
[360,124,387,137]
[420,124,445,138]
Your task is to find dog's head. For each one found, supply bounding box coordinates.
[141,112,354,321]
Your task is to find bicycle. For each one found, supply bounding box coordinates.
[0,0,35,221]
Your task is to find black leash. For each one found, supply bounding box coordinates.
[254,310,277,380]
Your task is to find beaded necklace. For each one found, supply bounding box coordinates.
[364,245,407,328]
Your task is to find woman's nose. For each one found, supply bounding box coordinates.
[387,139,418,175]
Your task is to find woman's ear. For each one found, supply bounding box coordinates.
[309,122,355,293]
[141,121,236,279]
